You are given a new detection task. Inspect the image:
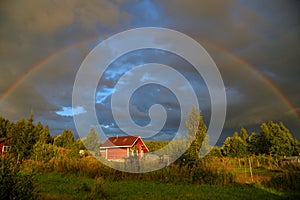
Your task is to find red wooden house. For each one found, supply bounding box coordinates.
[100,136,149,161]
[0,138,11,155]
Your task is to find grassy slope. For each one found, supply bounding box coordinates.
[36,173,300,200]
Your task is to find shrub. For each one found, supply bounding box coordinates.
[89,177,108,200]
[263,171,300,191]
[0,155,38,199]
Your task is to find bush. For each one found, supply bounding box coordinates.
[263,171,300,191]
[89,177,108,200]
[0,155,38,199]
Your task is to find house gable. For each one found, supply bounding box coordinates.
[100,135,149,161]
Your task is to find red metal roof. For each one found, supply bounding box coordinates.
[101,136,140,148]
[100,136,150,152]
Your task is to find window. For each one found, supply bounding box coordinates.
[2,146,10,152]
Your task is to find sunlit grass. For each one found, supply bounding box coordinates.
[36,172,300,200]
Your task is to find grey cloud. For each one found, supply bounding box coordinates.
[1,0,129,35]
[0,0,299,139]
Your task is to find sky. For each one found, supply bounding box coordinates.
[0,0,299,145]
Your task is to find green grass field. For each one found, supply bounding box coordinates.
[35,172,300,200]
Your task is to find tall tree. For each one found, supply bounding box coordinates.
[221,131,248,158]
[81,128,99,151]
[32,124,55,162]
[268,121,295,157]
[38,125,51,144]
[248,121,298,157]
[0,116,12,138]
[240,127,249,142]
[54,129,75,148]
[180,106,207,166]
[248,132,260,154]
[10,118,33,162]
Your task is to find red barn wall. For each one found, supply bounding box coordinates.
[100,150,106,158]
[107,148,128,160]
[0,144,3,155]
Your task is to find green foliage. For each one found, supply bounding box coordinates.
[81,128,99,151]
[36,173,298,200]
[221,131,248,158]
[54,129,75,148]
[89,177,108,200]
[207,146,222,157]
[35,124,51,144]
[180,106,208,166]
[144,141,169,152]
[223,122,299,158]
[32,143,58,162]
[38,173,299,200]
[199,135,212,157]
[0,155,38,199]
[3,114,54,162]
[248,132,260,154]
[10,118,36,162]
[240,127,249,142]
[249,121,298,157]
[0,117,12,138]
[263,171,300,191]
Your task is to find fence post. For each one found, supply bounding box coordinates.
[248,158,254,183]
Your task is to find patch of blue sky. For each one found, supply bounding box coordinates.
[55,106,87,117]
[126,0,165,27]
[95,86,116,104]
[101,51,145,80]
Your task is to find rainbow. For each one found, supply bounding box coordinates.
[199,39,300,121]
[0,36,299,121]
[0,49,65,103]
[0,37,99,106]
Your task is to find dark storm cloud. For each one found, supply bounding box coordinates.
[0,0,299,139]
[0,0,131,134]
[156,0,299,131]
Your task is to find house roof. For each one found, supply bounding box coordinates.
[100,135,149,152]
[101,136,140,148]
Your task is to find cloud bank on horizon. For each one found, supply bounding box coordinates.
[0,0,299,143]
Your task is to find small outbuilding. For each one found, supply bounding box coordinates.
[0,138,11,155]
[100,136,149,161]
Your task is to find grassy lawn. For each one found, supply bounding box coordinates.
[35,172,300,200]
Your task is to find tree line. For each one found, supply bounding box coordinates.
[0,109,299,165]
[0,114,99,163]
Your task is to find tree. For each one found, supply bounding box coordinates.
[39,125,51,144]
[54,129,75,148]
[0,155,38,199]
[259,122,272,154]
[240,127,248,142]
[207,146,222,157]
[268,121,295,157]
[10,117,38,162]
[248,121,298,157]
[0,116,12,138]
[199,134,212,158]
[221,131,248,158]
[248,132,260,154]
[180,106,208,166]
[32,143,58,162]
[81,128,99,151]
[32,124,54,162]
